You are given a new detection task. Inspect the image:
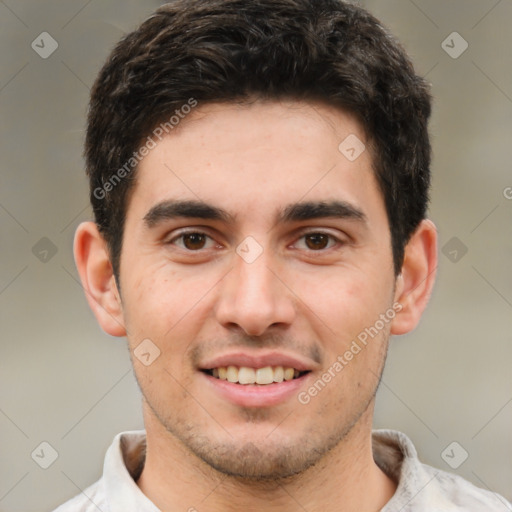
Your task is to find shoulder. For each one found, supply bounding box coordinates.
[51,430,148,512]
[373,429,512,511]
[419,462,512,511]
[420,463,512,512]
[52,478,107,512]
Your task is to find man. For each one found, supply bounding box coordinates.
[55,0,511,510]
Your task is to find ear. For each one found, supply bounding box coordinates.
[391,219,437,335]
[74,221,127,337]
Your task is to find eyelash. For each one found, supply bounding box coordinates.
[166,229,344,252]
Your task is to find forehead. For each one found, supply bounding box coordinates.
[128,100,384,227]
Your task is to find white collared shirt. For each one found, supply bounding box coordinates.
[53,429,511,511]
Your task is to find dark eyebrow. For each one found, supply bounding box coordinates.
[143,199,234,227]
[143,199,366,228]
[277,200,366,224]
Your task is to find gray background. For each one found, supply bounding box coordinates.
[1,1,511,511]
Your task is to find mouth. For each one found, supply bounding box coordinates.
[198,351,316,407]
[201,365,311,385]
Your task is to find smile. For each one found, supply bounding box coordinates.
[203,365,310,385]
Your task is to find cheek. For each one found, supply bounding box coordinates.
[297,267,394,393]
[123,264,217,366]
[300,268,389,332]
[125,262,189,321]
[315,324,390,409]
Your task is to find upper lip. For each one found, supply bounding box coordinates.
[199,351,317,372]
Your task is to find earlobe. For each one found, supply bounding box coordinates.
[74,221,127,337]
[391,219,438,335]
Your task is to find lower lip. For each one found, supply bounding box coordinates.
[200,371,311,408]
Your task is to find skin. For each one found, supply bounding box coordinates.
[75,100,437,512]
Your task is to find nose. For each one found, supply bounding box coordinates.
[214,246,296,336]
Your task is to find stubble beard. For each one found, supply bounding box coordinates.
[139,362,386,483]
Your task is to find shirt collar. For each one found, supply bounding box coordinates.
[101,428,449,511]
[103,430,160,512]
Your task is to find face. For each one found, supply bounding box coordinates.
[117,100,399,479]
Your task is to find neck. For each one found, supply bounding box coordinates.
[137,403,396,512]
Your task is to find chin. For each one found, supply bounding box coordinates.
[196,440,322,481]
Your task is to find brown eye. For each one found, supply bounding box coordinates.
[168,231,216,251]
[304,233,330,250]
[182,233,208,250]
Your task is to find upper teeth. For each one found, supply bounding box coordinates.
[211,366,300,385]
